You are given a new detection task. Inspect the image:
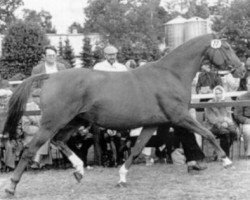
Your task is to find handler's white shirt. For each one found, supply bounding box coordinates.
[93,60,128,72]
[45,63,58,74]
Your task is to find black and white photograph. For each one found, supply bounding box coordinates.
[0,0,250,199]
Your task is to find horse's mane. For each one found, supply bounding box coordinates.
[162,33,216,61]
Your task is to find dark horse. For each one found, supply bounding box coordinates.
[2,34,245,195]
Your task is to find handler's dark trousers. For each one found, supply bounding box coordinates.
[174,126,205,162]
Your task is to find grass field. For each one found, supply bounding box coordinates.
[0,160,250,200]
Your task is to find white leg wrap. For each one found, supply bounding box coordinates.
[119,164,128,183]
[68,153,84,176]
[222,157,232,167]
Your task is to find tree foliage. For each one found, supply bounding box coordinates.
[62,38,75,68]
[212,0,250,59]
[184,0,210,19]
[0,20,49,78]
[0,0,23,33]
[81,37,93,68]
[22,9,56,33]
[83,0,170,61]
[58,38,64,57]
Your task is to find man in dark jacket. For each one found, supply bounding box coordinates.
[32,46,66,75]
[234,76,250,158]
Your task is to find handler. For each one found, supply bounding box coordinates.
[92,45,128,166]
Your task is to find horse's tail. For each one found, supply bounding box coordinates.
[3,73,50,140]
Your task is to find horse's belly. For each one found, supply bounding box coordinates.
[93,108,166,129]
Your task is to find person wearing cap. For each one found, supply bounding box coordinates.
[93,45,127,166]
[93,45,128,72]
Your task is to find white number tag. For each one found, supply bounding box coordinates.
[211,39,222,49]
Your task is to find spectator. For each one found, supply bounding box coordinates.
[0,85,14,171]
[138,59,147,67]
[196,61,222,94]
[93,45,128,166]
[205,86,238,157]
[221,62,243,92]
[125,59,137,69]
[67,125,94,169]
[238,59,250,91]
[32,45,66,75]
[29,45,67,168]
[234,76,250,158]
[93,45,128,72]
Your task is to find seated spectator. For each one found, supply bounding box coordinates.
[204,86,238,157]
[221,64,242,92]
[0,86,15,171]
[238,59,250,91]
[67,125,94,169]
[1,124,23,172]
[100,128,125,167]
[234,76,250,158]
[22,90,52,169]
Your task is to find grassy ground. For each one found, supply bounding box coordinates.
[0,160,250,200]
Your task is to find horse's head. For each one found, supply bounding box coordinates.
[205,38,246,78]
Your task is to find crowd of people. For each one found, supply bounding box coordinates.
[1,44,250,174]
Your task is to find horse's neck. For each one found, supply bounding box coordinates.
[160,35,212,85]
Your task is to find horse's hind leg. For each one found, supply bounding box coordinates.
[172,111,232,167]
[5,127,55,195]
[52,126,85,183]
[117,126,157,187]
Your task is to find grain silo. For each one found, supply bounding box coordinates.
[184,17,208,42]
[164,16,187,50]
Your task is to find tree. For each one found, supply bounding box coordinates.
[58,37,64,57]
[22,9,57,33]
[80,37,93,68]
[212,0,250,59]
[0,20,49,78]
[92,45,104,66]
[83,0,171,56]
[62,38,75,68]
[0,0,23,33]
[184,0,210,19]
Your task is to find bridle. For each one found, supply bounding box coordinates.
[203,38,242,73]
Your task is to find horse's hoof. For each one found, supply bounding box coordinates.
[73,172,83,183]
[222,157,232,167]
[5,188,15,196]
[116,182,127,188]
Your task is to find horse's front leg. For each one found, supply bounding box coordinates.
[117,126,157,187]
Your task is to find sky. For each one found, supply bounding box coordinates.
[14,0,223,34]
[15,0,88,33]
